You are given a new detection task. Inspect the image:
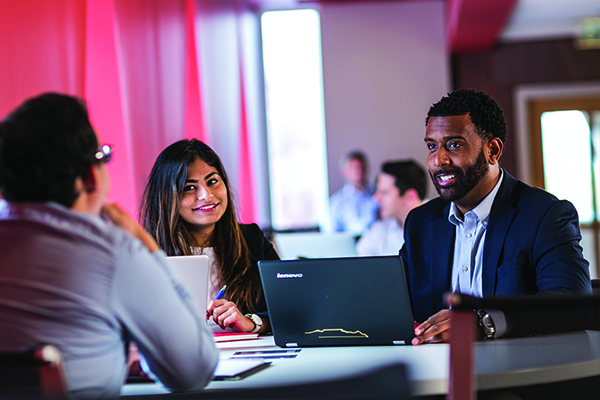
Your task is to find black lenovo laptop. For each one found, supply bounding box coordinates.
[258,256,415,348]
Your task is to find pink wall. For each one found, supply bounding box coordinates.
[319,1,449,196]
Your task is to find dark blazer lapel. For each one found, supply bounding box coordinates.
[482,171,519,296]
[432,202,454,309]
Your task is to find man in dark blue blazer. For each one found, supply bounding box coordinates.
[401,89,592,346]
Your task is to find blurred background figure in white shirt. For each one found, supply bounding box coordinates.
[329,150,379,236]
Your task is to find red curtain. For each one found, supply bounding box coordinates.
[235,6,256,224]
[0,0,257,222]
[0,0,86,115]
[237,63,256,223]
[85,0,137,215]
[183,0,208,144]
[113,0,187,216]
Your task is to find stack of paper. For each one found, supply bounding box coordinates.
[212,331,259,343]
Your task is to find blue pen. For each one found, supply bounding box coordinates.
[207,285,228,320]
[215,285,227,300]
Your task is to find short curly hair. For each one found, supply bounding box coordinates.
[425,89,507,143]
[0,93,98,207]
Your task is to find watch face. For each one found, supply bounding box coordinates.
[251,314,263,326]
[482,315,494,329]
[477,310,495,339]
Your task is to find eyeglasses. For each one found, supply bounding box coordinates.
[94,144,113,164]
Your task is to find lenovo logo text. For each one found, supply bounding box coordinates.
[276,273,304,279]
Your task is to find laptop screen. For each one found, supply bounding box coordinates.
[273,232,357,260]
[259,256,414,347]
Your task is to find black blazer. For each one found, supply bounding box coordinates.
[239,223,280,315]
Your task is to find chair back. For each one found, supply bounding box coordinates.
[448,293,600,400]
[129,362,412,399]
[0,344,68,400]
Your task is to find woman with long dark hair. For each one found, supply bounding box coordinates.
[140,139,279,334]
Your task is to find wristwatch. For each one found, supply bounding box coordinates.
[245,313,263,334]
[476,309,496,340]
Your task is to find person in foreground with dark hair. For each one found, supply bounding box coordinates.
[0,93,218,399]
[401,89,591,345]
[356,160,426,256]
[140,139,279,334]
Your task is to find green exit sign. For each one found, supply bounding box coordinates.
[577,17,600,49]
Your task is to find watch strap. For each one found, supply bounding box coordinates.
[245,314,261,334]
[476,309,496,339]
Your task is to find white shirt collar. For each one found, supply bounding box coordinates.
[342,182,370,195]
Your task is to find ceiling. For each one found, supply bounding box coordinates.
[501,0,600,42]
[249,0,600,54]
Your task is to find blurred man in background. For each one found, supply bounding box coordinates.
[329,150,378,235]
[357,160,426,256]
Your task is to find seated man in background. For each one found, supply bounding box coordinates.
[402,89,592,345]
[356,160,426,256]
[329,150,379,235]
[0,93,218,399]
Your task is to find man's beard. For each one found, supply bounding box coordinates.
[429,146,489,202]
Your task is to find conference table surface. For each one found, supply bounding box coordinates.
[121,330,600,397]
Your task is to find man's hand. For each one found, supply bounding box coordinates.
[102,203,160,252]
[126,343,149,378]
[412,309,451,345]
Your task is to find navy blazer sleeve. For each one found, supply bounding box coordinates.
[400,198,453,323]
[485,177,591,299]
[493,199,591,297]
[533,199,590,294]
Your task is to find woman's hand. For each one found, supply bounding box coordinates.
[207,299,255,332]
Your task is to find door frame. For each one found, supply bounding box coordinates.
[513,82,600,185]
